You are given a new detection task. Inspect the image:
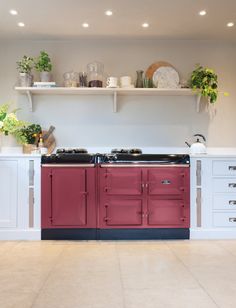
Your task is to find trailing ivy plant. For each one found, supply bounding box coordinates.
[16,55,34,74]
[34,51,52,72]
[190,65,218,104]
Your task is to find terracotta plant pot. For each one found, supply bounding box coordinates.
[23,144,37,154]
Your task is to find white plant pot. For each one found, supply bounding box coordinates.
[19,73,33,87]
[40,71,52,82]
[0,134,23,153]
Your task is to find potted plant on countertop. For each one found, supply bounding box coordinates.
[16,55,34,87]
[18,124,42,153]
[0,103,27,152]
[34,51,53,82]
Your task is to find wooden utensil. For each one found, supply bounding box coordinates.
[42,127,56,154]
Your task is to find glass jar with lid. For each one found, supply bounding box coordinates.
[87,61,104,87]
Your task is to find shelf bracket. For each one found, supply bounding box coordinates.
[26,90,33,111]
[113,91,117,113]
[196,94,201,113]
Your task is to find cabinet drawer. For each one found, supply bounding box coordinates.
[213,161,236,176]
[213,178,236,193]
[213,212,236,227]
[213,195,236,210]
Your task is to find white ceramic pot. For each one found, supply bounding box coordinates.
[40,71,52,82]
[0,134,23,153]
[19,73,33,87]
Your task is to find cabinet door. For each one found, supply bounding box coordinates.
[51,168,87,226]
[147,168,185,196]
[103,168,142,195]
[104,199,143,226]
[0,160,17,227]
[147,199,188,227]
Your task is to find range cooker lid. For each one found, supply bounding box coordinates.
[102,154,190,165]
[41,153,95,164]
[111,148,142,154]
[56,148,88,154]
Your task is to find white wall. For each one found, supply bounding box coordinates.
[0,38,235,148]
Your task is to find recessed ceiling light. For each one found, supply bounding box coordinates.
[17,22,25,27]
[105,10,113,16]
[142,23,149,28]
[9,9,18,15]
[82,23,89,28]
[227,22,234,27]
[199,10,207,16]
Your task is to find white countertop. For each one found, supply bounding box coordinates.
[0,153,41,158]
[1,147,236,158]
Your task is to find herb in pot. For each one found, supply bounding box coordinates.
[19,124,42,144]
[35,51,52,72]
[16,55,34,74]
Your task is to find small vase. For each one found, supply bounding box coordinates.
[0,134,22,153]
[135,70,144,88]
[40,71,52,82]
[19,73,33,87]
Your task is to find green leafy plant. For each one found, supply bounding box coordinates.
[190,65,218,104]
[0,104,27,143]
[19,124,42,144]
[16,55,34,73]
[34,51,52,72]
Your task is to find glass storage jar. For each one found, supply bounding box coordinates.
[87,61,104,87]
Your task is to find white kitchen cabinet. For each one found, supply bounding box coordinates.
[0,160,17,227]
[190,156,236,239]
[0,155,41,240]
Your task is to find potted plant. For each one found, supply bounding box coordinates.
[190,65,218,104]
[19,124,42,153]
[0,103,27,152]
[34,51,53,82]
[16,55,34,87]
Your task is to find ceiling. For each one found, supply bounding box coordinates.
[0,0,236,40]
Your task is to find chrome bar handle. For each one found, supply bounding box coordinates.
[229,200,236,205]
[228,183,236,188]
[229,166,236,171]
[229,218,236,223]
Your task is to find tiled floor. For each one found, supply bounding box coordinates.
[1,241,236,308]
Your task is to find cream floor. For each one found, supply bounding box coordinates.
[1,240,236,308]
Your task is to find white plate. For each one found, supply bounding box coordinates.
[152,66,179,88]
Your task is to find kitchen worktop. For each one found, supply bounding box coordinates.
[190,148,236,157]
[1,147,236,158]
[0,153,41,158]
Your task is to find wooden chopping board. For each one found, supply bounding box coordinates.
[42,129,56,154]
[145,61,174,79]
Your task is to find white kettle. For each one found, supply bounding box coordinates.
[185,134,207,155]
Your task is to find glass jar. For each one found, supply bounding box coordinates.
[63,71,79,87]
[87,61,104,87]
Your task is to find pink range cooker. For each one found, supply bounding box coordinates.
[41,148,190,240]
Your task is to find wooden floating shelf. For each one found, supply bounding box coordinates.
[15,87,198,113]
